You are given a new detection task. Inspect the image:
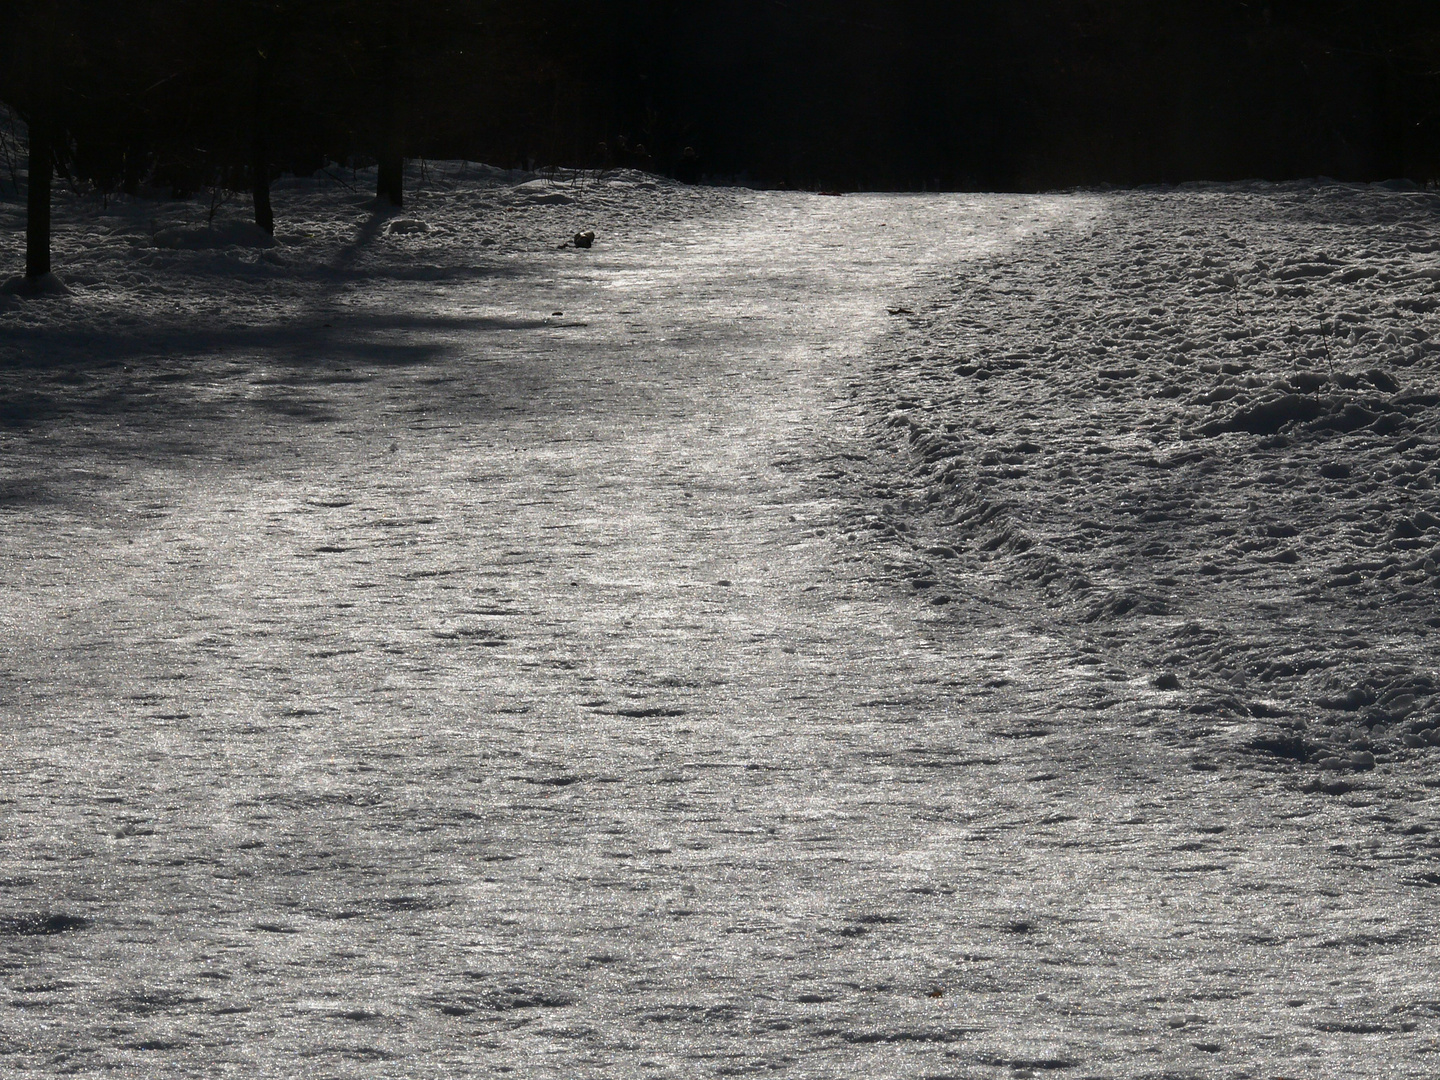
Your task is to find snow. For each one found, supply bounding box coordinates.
[382,217,431,236]
[857,181,1440,779]
[2,164,1440,1077]
[1,270,69,297]
[153,220,277,249]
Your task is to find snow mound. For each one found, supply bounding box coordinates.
[153,221,277,249]
[601,168,667,188]
[1,272,70,298]
[461,163,536,185]
[512,180,575,206]
[384,218,431,236]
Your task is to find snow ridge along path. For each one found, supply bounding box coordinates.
[2,171,1440,1077]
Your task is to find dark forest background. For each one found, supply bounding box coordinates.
[2,0,1439,199]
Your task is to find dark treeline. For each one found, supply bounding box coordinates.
[1003,0,1440,188]
[2,0,1438,227]
[654,1,1440,189]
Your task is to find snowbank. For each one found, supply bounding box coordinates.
[859,183,1440,781]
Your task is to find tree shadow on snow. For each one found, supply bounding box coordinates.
[0,310,560,373]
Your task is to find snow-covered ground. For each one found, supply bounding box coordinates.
[2,167,1439,1078]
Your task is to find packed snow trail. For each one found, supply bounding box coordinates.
[2,174,1439,1078]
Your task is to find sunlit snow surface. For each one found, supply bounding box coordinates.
[2,164,1440,1077]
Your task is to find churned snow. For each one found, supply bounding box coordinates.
[860,182,1440,779]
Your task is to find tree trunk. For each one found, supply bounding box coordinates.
[121,146,142,197]
[25,109,52,279]
[375,1,405,208]
[252,53,274,234]
[377,146,403,207]
[252,137,274,234]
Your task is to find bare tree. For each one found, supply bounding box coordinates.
[13,0,59,280]
[24,99,52,278]
[375,0,407,207]
[252,43,275,234]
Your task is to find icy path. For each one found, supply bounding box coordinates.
[2,183,1439,1077]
